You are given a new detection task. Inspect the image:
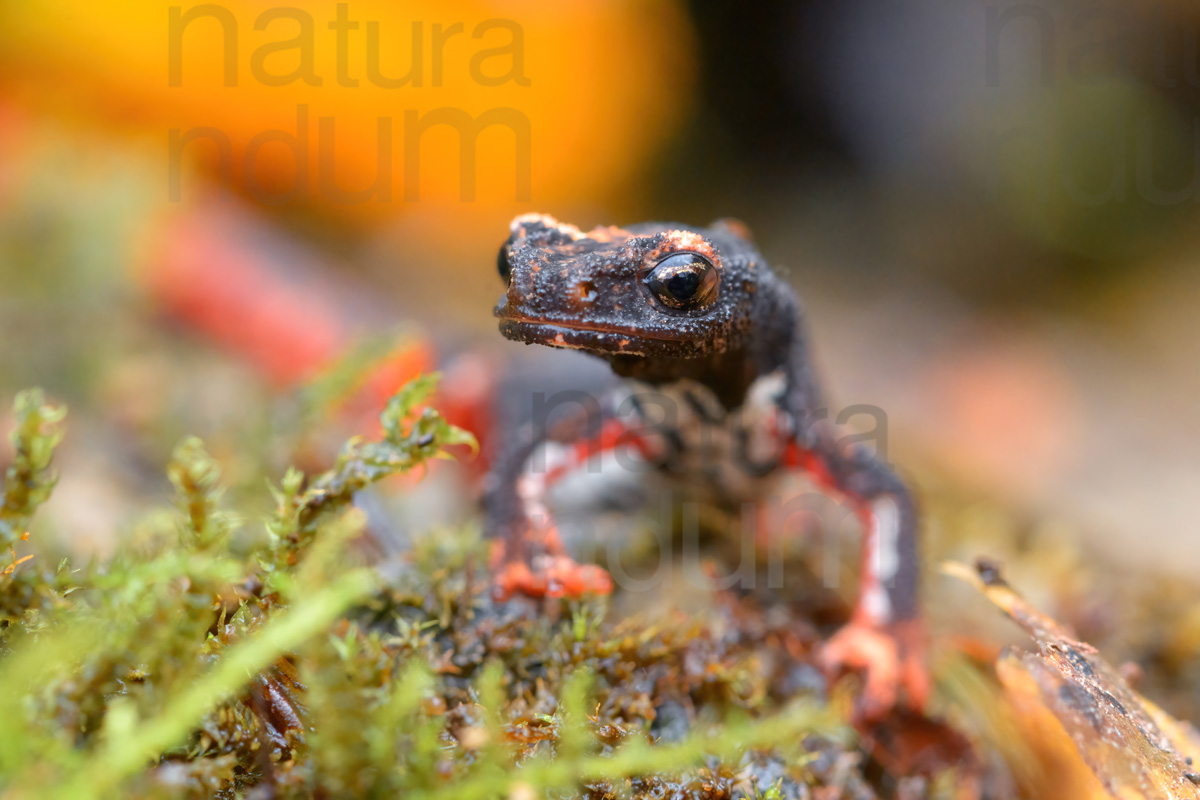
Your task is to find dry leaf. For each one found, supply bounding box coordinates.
[946,560,1200,800]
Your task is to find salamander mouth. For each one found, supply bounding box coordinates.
[494,314,665,355]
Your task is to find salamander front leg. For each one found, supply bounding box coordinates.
[485,418,652,600]
[786,437,930,720]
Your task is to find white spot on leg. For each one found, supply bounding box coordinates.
[859,497,899,625]
[860,581,891,624]
[871,497,900,584]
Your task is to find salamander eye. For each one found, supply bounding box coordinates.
[644,253,719,310]
[497,243,513,284]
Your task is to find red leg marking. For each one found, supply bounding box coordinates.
[782,440,929,717]
[496,419,652,600]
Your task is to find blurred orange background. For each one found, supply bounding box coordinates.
[3,0,1200,595]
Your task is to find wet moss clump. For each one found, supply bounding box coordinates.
[0,379,898,800]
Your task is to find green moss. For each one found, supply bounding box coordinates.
[0,380,863,800]
[1,389,66,562]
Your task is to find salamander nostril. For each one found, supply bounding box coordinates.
[576,280,597,303]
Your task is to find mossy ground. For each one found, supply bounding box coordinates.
[2,380,1199,800]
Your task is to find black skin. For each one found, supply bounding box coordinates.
[485,213,926,717]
